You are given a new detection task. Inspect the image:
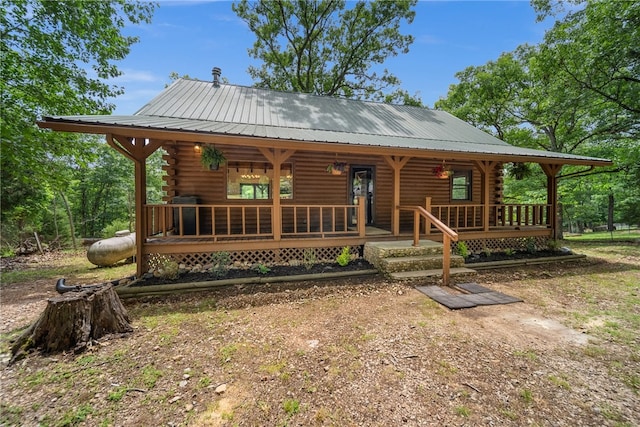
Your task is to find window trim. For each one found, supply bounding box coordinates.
[451,170,472,202]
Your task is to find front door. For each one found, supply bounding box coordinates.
[350,166,374,225]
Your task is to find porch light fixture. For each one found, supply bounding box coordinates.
[194,143,202,154]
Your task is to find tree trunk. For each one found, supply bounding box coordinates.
[59,191,78,250]
[608,193,615,232]
[10,282,132,364]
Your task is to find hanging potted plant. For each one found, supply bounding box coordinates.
[200,145,226,170]
[326,161,347,175]
[433,162,453,179]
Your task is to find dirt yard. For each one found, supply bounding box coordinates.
[1,242,638,426]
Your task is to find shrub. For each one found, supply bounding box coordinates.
[336,246,351,267]
[455,241,469,258]
[303,248,317,270]
[210,251,231,278]
[253,263,271,275]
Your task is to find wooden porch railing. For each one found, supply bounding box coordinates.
[398,205,459,286]
[281,202,365,238]
[146,204,274,240]
[145,200,365,240]
[427,201,551,231]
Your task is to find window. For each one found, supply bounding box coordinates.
[227,162,293,200]
[451,170,472,201]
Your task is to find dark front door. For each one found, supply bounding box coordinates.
[350,166,374,225]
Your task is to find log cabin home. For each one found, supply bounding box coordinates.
[39,72,612,283]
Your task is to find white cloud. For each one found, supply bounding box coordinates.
[113,69,162,84]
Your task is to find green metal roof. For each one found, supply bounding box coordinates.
[41,78,611,165]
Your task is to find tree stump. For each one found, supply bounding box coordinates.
[10,280,133,364]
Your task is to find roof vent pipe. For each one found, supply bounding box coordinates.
[212,67,222,87]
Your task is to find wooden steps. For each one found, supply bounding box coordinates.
[364,240,475,281]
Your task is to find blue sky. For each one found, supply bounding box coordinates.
[112,1,556,115]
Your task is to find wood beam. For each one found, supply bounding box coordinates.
[383,155,411,235]
[474,160,499,232]
[540,164,563,240]
[39,121,613,167]
[257,148,297,241]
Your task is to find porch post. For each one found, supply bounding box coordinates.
[358,196,366,237]
[473,160,498,232]
[540,164,562,240]
[108,135,163,278]
[258,148,295,242]
[382,155,410,236]
[424,197,432,235]
[134,155,146,277]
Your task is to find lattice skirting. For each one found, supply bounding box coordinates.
[145,245,362,272]
[455,236,550,253]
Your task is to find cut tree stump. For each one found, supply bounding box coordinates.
[10,279,133,364]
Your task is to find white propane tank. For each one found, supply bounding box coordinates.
[87,230,136,266]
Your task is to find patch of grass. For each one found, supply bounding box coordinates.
[436,360,458,376]
[583,345,608,358]
[564,229,640,241]
[513,349,538,361]
[454,405,470,417]
[140,365,163,389]
[197,376,212,388]
[2,251,135,285]
[219,343,238,363]
[0,404,24,426]
[107,386,128,402]
[548,374,571,390]
[500,408,518,421]
[282,398,300,416]
[519,388,533,404]
[57,403,94,426]
[599,403,627,424]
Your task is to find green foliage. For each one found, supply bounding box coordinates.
[303,248,317,270]
[504,248,516,256]
[200,145,226,169]
[232,0,421,104]
[547,239,561,252]
[455,241,469,258]
[210,252,231,278]
[1,0,156,244]
[282,398,300,415]
[336,246,351,267]
[253,263,271,275]
[436,0,640,233]
[101,219,132,239]
[154,257,179,280]
[57,403,94,426]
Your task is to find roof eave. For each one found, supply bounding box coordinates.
[37,117,613,167]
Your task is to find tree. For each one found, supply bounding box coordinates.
[232,0,419,103]
[0,0,155,249]
[533,1,639,116]
[435,1,639,230]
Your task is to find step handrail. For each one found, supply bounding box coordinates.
[398,205,459,286]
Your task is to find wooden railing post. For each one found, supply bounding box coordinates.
[358,196,366,237]
[424,197,432,235]
[442,234,451,286]
[413,210,420,246]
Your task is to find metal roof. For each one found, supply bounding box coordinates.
[41,78,611,164]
